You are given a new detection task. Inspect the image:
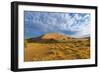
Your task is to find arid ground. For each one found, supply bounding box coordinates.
[24,33,90,62]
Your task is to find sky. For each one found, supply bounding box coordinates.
[24,11,90,39]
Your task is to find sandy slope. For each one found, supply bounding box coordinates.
[24,33,90,62]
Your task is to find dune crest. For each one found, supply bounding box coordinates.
[41,33,70,41]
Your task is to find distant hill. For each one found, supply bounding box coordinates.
[26,33,72,43]
[40,33,71,41]
[25,33,90,43]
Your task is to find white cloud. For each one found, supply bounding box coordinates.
[25,11,90,38]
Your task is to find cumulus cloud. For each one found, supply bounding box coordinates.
[24,11,90,38]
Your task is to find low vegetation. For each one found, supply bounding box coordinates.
[24,37,90,62]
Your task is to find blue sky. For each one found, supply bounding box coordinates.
[24,11,90,39]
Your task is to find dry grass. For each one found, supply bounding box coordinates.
[24,39,90,62]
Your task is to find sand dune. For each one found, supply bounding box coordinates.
[24,33,90,62]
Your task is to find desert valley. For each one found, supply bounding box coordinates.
[24,33,90,62]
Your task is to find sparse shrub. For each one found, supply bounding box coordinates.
[24,37,90,61]
[24,40,28,47]
[85,42,90,47]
